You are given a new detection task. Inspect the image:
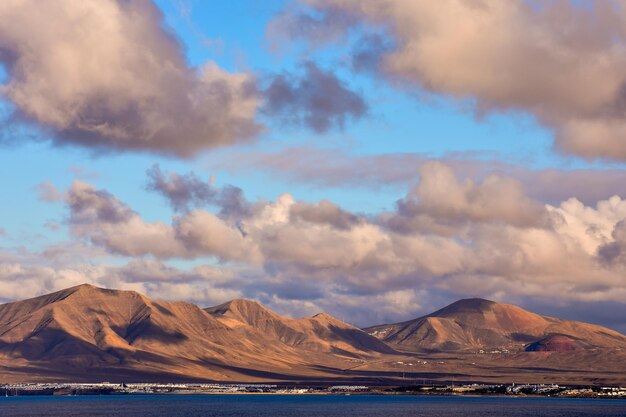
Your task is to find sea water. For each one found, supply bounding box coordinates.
[0,394,624,417]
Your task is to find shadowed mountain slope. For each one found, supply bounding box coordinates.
[364,298,626,352]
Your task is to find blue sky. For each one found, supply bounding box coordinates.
[1,0,626,331]
[0,0,549,240]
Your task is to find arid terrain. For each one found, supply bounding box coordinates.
[0,284,625,385]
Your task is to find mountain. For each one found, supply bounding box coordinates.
[0,284,390,382]
[0,287,625,385]
[206,299,394,355]
[364,298,626,353]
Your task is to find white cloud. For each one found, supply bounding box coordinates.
[0,0,260,156]
[280,0,626,160]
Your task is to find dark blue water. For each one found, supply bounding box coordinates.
[0,395,624,417]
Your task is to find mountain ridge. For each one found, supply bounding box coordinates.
[0,286,625,384]
[0,284,393,382]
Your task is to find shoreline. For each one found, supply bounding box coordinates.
[1,393,626,401]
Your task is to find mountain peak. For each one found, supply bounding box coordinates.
[432,298,498,315]
[312,312,333,319]
[227,298,264,308]
[211,298,268,312]
[311,312,343,324]
[0,283,103,312]
[71,283,97,290]
[64,283,145,301]
[205,298,278,325]
[66,283,101,295]
[365,296,626,353]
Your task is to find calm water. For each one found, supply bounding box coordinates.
[0,395,624,417]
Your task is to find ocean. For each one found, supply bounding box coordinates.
[0,394,624,417]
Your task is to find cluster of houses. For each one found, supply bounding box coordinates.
[1,382,625,397]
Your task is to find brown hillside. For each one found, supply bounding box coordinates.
[365,298,626,352]
[0,285,390,382]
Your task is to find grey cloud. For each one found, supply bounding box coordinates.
[145,163,253,218]
[263,61,367,133]
[266,4,358,50]
[207,145,626,205]
[513,169,626,206]
[67,182,134,225]
[518,298,626,336]
[350,33,394,74]
[246,275,326,302]
[116,258,235,286]
[597,219,626,266]
[216,185,253,220]
[0,0,261,156]
[207,146,430,189]
[146,164,217,212]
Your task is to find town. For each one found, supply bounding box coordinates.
[1,382,625,398]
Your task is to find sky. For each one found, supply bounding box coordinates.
[1,0,626,332]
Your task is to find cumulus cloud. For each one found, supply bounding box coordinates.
[387,161,551,233]
[175,210,260,263]
[67,180,259,262]
[0,262,105,302]
[58,164,626,316]
[3,162,626,329]
[7,164,621,327]
[0,0,261,156]
[68,181,188,258]
[262,61,367,132]
[276,0,626,160]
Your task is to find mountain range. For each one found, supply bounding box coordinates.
[0,284,625,385]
